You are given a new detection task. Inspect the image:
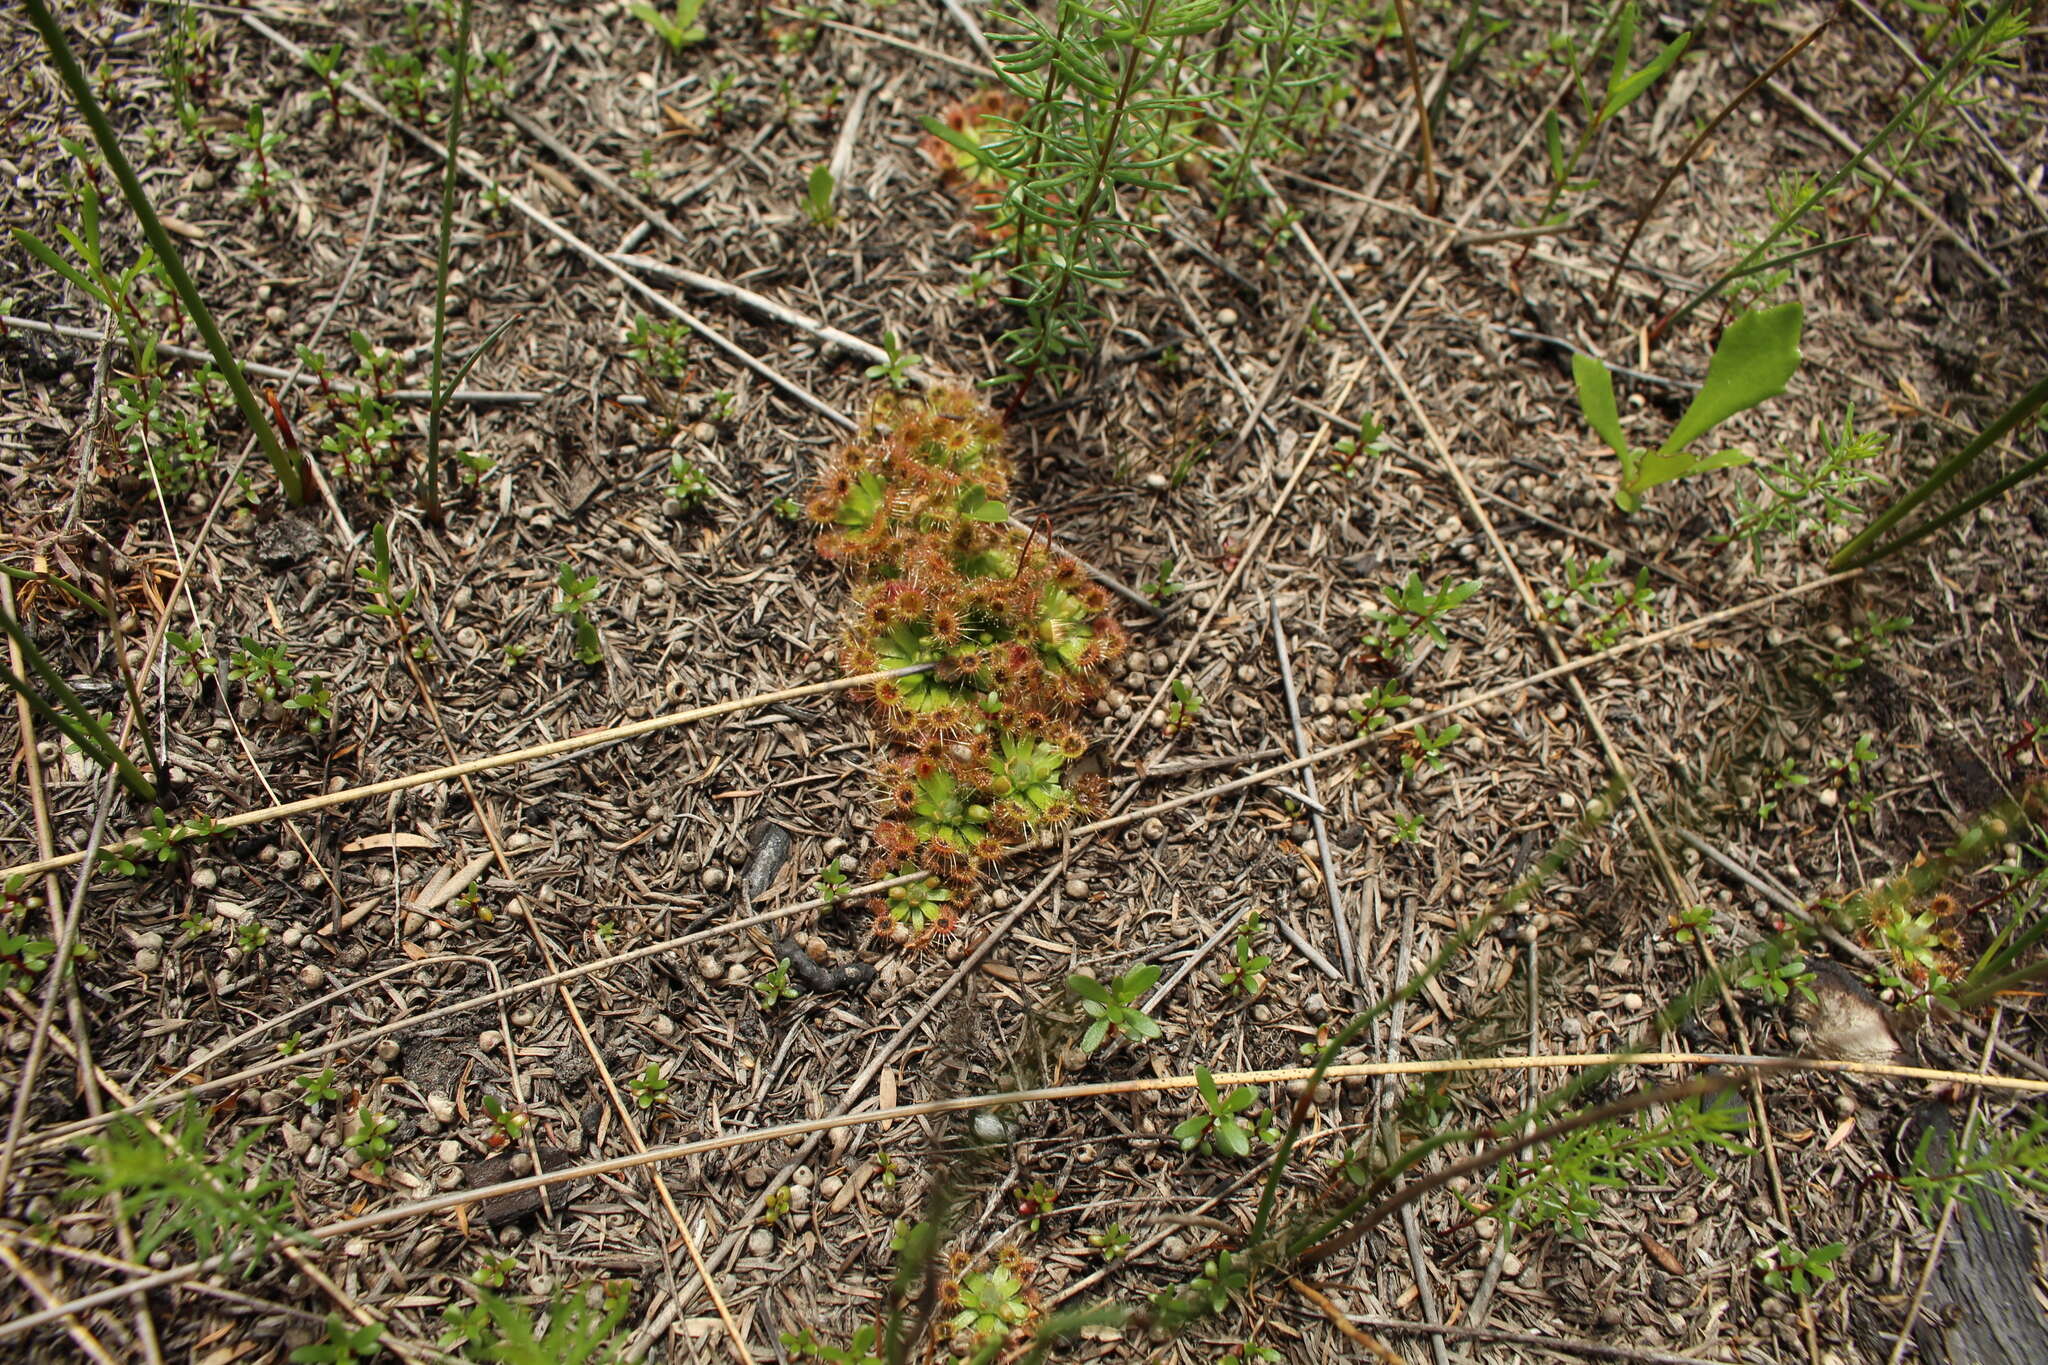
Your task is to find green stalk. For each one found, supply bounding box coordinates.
[419,0,477,526]
[1663,0,2012,338]
[1831,370,2048,569]
[22,0,303,506]
[0,610,155,802]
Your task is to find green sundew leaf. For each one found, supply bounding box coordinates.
[959,485,1009,522]
[1660,302,1803,457]
[1572,352,1628,457]
[1604,31,1693,121]
[1216,1120,1251,1159]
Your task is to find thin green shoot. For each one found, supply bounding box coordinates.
[420,0,477,525]
[1830,371,2048,569]
[21,0,303,504]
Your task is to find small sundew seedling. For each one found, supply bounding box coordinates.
[628,1062,670,1110]
[624,315,692,384]
[630,0,709,49]
[1067,964,1162,1055]
[1163,678,1204,735]
[1755,1240,1843,1298]
[296,1072,335,1113]
[1362,572,1480,664]
[480,1096,529,1146]
[235,920,269,952]
[801,163,837,229]
[864,330,920,390]
[1392,810,1427,843]
[665,454,712,511]
[1086,1222,1130,1261]
[1736,938,1816,1007]
[1173,1066,1263,1157]
[1217,911,1272,996]
[754,957,799,1010]
[344,1108,396,1176]
[761,1187,792,1226]
[1574,302,1803,512]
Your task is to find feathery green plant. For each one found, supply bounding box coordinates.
[1829,371,2048,570]
[70,1106,298,1273]
[1209,0,1347,227]
[441,1280,634,1363]
[22,0,304,504]
[943,0,1230,385]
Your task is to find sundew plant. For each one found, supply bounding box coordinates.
[809,389,1126,944]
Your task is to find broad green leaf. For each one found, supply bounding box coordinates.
[1628,445,1753,496]
[1659,302,1803,456]
[1571,352,1628,457]
[1217,1121,1250,1158]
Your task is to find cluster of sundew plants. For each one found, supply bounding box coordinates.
[808,388,1125,945]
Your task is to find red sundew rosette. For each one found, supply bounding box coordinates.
[810,388,1122,946]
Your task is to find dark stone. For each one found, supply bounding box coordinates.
[251,515,323,569]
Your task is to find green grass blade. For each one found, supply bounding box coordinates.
[21,0,302,506]
[419,0,478,525]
